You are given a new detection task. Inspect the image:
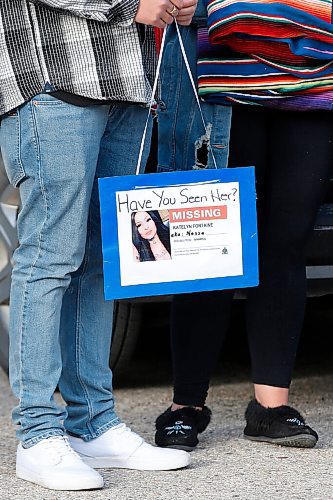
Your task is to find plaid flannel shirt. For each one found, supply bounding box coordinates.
[0,1,156,115]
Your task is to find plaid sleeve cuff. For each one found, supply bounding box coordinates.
[106,0,140,26]
[30,1,140,25]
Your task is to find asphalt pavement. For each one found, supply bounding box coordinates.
[0,363,332,500]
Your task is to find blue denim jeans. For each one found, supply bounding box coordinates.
[0,94,152,447]
[157,20,231,172]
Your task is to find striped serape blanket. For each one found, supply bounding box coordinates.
[197,0,333,109]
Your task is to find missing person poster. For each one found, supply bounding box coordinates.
[99,168,258,300]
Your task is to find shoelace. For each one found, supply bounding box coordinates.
[44,436,81,461]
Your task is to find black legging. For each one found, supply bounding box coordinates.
[171,107,333,407]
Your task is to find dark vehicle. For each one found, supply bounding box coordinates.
[0,152,333,375]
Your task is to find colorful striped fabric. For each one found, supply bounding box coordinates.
[197,0,333,109]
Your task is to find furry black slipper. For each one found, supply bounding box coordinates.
[155,406,211,451]
[244,399,318,448]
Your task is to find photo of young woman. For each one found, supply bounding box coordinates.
[132,211,172,262]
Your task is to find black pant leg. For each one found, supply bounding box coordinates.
[170,106,269,407]
[247,110,333,387]
[172,290,234,406]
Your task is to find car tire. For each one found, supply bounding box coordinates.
[0,305,9,374]
[111,301,142,376]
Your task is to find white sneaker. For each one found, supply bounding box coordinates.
[16,436,104,490]
[68,423,191,471]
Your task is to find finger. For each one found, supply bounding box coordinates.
[177,6,196,16]
[176,11,195,21]
[177,15,193,22]
[167,5,180,17]
[169,0,184,11]
[177,15,193,21]
[180,0,197,6]
[158,19,172,28]
[160,11,174,25]
[153,18,168,28]
[182,0,197,4]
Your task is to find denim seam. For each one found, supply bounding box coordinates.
[28,103,41,160]
[209,105,231,168]
[170,36,184,168]
[160,41,174,110]
[185,93,198,169]
[12,109,26,187]
[74,208,95,435]
[212,103,230,148]
[78,416,122,442]
[108,104,117,118]
[18,102,51,425]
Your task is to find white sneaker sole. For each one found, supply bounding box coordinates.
[16,464,104,491]
[79,453,191,471]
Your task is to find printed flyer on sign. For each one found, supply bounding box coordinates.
[117,182,243,286]
[99,168,258,300]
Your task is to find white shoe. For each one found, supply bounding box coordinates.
[16,436,104,490]
[68,423,191,471]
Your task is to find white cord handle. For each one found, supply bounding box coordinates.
[136,21,217,175]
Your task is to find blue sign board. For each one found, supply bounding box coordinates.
[99,168,258,300]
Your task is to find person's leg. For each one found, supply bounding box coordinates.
[0,95,110,447]
[169,107,268,408]
[228,107,301,409]
[162,22,233,401]
[248,110,333,392]
[245,109,333,446]
[0,94,110,489]
[227,107,308,443]
[171,291,233,409]
[59,104,152,439]
[59,104,190,471]
[156,22,233,450]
